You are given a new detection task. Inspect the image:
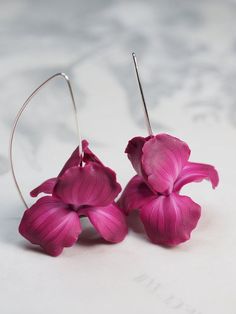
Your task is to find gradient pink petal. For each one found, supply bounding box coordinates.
[140,193,201,246]
[174,162,219,192]
[85,203,128,242]
[30,178,57,197]
[142,134,191,194]
[125,136,151,177]
[54,163,121,207]
[118,175,156,215]
[19,196,81,256]
[58,139,103,177]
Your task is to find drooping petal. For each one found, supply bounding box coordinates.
[125,136,151,177]
[30,178,57,197]
[19,196,82,256]
[174,162,219,192]
[142,134,191,194]
[54,163,121,207]
[85,203,128,243]
[58,139,103,177]
[140,193,201,246]
[118,175,156,215]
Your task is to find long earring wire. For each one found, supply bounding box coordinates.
[9,73,82,209]
[132,52,153,136]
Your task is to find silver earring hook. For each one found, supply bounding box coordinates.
[132,52,153,136]
[9,72,82,209]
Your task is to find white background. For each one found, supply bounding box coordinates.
[0,1,235,313]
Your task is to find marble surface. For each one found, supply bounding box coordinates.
[0,0,236,313]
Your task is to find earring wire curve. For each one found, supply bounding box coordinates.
[9,72,82,209]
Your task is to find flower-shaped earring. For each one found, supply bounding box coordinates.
[10,73,127,256]
[119,54,219,246]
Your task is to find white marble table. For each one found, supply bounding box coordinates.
[0,1,235,313]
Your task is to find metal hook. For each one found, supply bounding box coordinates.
[132,52,153,136]
[9,72,82,209]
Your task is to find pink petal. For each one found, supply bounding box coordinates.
[118,175,156,215]
[140,193,201,246]
[59,139,103,177]
[125,136,151,177]
[174,162,219,192]
[142,134,191,194]
[30,178,57,197]
[82,140,103,165]
[85,203,128,242]
[54,163,121,207]
[30,140,103,198]
[19,196,81,256]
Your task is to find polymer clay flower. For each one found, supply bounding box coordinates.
[19,140,127,256]
[119,134,219,246]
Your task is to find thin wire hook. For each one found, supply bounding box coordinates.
[132,52,153,136]
[9,72,82,209]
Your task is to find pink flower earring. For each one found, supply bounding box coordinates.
[10,73,127,256]
[118,53,219,246]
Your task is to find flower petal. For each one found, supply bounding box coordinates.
[19,196,81,256]
[30,178,57,197]
[118,175,156,215]
[58,139,103,177]
[54,163,121,207]
[174,162,219,192]
[140,193,201,246]
[125,136,151,177]
[30,140,103,198]
[142,134,191,194]
[85,203,128,242]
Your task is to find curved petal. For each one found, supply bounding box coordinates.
[125,136,151,177]
[59,140,103,177]
[174,162,219,192]
[118,175,156,215]
[30,178,57,197]
[19,196,81,256]
[54,163,121,207]
[142,134,191,194]
[85,203,128,243]
[82,140,103,165]
[140,193,201,246]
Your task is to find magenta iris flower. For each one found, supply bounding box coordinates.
[119,134,219,246]
[19,140,128,256]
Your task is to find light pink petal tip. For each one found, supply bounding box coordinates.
[174,162,219,191]
[54,163,121,207]
[142,134,191,194]
[118,175,156,215]
[19,196,82,256]
[140,193,201,246]
[30,178,57,197]
[86,203,128,242]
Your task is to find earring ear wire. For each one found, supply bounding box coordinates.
[9,72,82,209]
[132,52,153,136]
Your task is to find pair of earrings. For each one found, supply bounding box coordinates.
[10,54,219,256]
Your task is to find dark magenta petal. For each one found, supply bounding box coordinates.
[30,178,57,197]
[174,162,219,192]
[85,203,128,243]
[142,134,190,194]
[125,136,151,178]
[19,196,82,256]
[30,140,105,198]
[59,139,103,177]
[54,163,121,207]
[118,175,156,215]
[140,193,201,246]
